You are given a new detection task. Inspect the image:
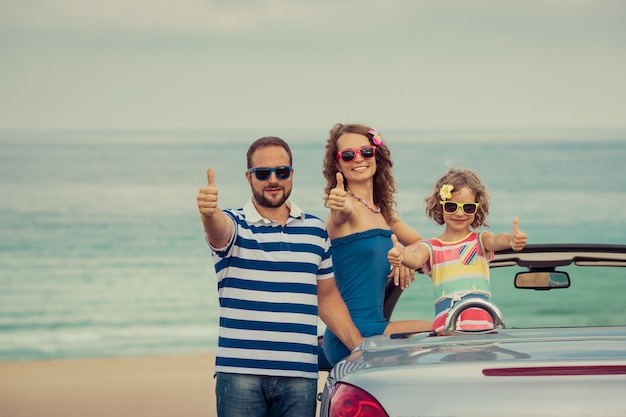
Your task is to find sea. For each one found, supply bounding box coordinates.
[1,128,625,362]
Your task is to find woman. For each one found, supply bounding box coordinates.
[321,123,432,366]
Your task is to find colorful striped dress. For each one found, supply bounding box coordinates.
[421,231,494,331]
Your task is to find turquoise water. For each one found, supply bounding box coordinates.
[1,129,625,361]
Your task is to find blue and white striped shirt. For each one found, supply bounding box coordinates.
[210,198,333,379]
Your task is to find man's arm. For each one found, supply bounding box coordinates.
[317,278,365,351]
[197,167,234,248]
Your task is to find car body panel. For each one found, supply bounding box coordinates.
[319,244,626,417]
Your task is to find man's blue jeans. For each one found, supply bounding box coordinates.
[215,372,317,417]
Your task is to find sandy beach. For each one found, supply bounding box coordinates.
[0,354,329,417]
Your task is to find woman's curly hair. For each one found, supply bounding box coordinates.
[322,123,397,225]
[425,168,490,229]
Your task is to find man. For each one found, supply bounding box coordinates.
[197,136,363,417]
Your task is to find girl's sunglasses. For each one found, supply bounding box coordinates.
[440,201,480,215]
[336,146,376,162]
[247,165,292,181]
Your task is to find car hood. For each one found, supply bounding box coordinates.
[327,327,626,416]
[352,326,626,365]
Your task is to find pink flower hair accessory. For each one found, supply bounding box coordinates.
[368,128,383,146]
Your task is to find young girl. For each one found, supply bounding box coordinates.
[388,168,527,332]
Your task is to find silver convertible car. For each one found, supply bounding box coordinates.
[318,244,626,417]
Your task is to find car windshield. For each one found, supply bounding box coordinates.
[390,263,625,329]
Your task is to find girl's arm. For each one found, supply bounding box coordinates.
[388,234,431,270]
[481,217,527,252]
[388,221,425,289]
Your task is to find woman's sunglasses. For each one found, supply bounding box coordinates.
[336,146,376,162]
[440,201,480,215]
[247,166,293,181]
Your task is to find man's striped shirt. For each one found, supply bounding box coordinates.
[210,198,333,379]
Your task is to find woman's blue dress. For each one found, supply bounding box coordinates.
[322,228,393,365]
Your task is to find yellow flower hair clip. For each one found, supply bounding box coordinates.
[439,184,454,201]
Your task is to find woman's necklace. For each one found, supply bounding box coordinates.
[347,190,381,214]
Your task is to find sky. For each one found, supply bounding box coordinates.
[1,0,625,131]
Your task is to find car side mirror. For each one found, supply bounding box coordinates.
[514,271,570,289]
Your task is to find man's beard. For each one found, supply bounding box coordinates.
[252,183,291,208]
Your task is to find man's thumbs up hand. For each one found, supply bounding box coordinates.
[198,167,219,218]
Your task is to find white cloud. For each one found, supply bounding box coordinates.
[0,0,624,130]
[0,0,413,35]
[4,0,620,35]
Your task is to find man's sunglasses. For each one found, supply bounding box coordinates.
[247,166,293,181]
[440,201,480,215]
[336,146,376,162]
